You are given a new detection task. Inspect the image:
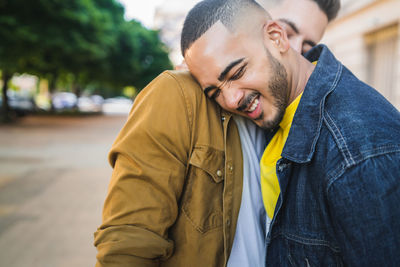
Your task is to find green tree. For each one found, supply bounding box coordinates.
[0,0,172,121]
[95,19,172,92]
[130,20,173,90]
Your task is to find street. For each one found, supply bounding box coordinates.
[0,115,127,267]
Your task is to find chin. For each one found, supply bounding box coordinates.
[261,111,284,131]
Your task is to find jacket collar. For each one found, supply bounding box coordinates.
[281,44,343,163]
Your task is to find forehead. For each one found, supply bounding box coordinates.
[186,21,254,59]
[269,0,328,42]
[185,22,254,83]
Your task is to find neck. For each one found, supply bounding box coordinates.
[287,50,315,104]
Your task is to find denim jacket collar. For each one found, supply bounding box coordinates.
[282,45,343,163]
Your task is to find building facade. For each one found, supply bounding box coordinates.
[153,0,200,66]
[322,0,400,109]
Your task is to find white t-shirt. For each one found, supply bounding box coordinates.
[227,116,270,267]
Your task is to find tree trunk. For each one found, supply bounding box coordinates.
[73,83,82,98]
[48,74,58,112]
[48,74,57,94]
[1,71,12,122]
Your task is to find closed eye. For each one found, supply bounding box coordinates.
[230,63,247,81]
[210,88,221,100]
[204,85,221,100]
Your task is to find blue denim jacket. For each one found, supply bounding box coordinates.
[266,45,400,266]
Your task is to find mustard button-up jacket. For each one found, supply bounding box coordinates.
[94,71,243,267]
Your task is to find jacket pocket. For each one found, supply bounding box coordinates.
[283,236,344,267]
[181,146,225,233]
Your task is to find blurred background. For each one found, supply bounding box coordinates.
[0,0,399,266]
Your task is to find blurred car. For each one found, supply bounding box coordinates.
[90,95,104,106]
[102,97,133,115]
[77,95,104,113]
[52,92,77,110]
[0,92,36,116]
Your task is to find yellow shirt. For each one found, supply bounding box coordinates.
[260,93,303,219]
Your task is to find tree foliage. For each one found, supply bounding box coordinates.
[106,20,172,89]
[0,0,172,120]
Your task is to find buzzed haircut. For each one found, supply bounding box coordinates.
[260,0,340,21]
[181,0,264,57]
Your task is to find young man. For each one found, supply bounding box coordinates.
[226,0,339,266]
[94,1,340,266]
[182,0,400,266]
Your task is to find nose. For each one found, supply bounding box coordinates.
[223,87,244,110]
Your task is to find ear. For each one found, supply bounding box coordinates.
[262,20,290,53]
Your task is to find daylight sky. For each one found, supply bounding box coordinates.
[118,0,165,28]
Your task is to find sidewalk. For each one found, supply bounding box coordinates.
[0,115,127,267]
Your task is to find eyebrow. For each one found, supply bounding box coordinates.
[218,58,245,82]
[279,18,299,34]
[278,18,317,48]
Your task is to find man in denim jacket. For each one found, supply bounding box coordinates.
[183,0,400,265]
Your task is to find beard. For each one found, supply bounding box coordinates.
[260,48,289,131]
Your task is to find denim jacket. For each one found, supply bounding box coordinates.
[266,45,400,266]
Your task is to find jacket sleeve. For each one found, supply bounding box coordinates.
[94,71,193,266]
[327,151,400,267]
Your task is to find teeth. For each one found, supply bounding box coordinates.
[248,98,259,112]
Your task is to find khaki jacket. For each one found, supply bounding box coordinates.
[94,71,243,267]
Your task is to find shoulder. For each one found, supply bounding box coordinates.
[149,70,203,97]
[322,70,400,167]
[163,70,200,89]
[139,70,206,110]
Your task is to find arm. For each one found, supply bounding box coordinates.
[327,152,400,266]
[94,72,192,266]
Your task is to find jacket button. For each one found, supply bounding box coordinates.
[228,165,233,172]
[221,116,226,122]
[216,170,223,177]
[226,219,231,226]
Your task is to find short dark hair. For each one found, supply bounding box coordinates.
[257,0,340,22]
[181,0,263,57]
[312,0,341,21]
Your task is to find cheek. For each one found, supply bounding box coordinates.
[215,97,233,112]
[245,65,274,91]
[243,63,268,84]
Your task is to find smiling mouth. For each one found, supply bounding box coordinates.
[237,93,261,116]
[243,94,260,113]
[248,97,259,113]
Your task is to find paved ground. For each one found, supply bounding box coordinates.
[0,114,128,267]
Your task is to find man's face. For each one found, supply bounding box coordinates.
[266,0,328,54]
[185,22,290,130]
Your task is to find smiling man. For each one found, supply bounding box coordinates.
[182,0,400,266]
[204,1,340,265]
[183,1,309,130]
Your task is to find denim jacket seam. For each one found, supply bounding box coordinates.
[271,232,341,252]
[323,111,355,166]
[351,145,400,162]
[304,63,343,162]
[326,147,400,192]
